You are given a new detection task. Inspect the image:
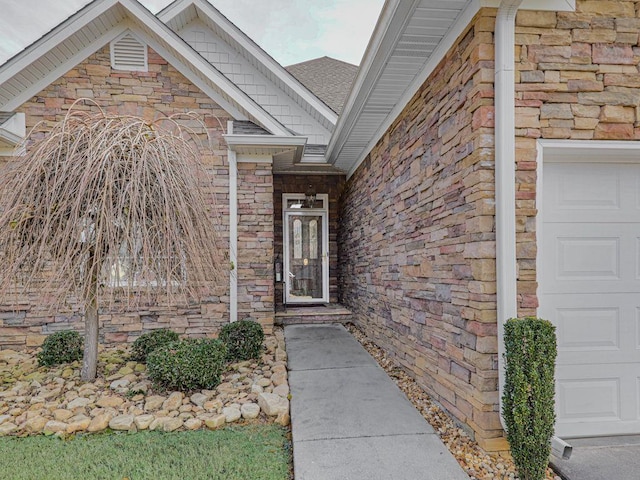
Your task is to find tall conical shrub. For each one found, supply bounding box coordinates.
[502,317,557,480]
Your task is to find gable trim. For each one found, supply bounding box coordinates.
[0,0,292,137]
[1,24,127,112]
[159,0,338,127]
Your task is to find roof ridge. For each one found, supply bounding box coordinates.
[286,56,358,69]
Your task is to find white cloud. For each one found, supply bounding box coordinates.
[0,0,383,67]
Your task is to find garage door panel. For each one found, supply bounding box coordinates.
[542,225,640,294]
[542,160,640,438]
[540,295,639,365]
[545,162,640,223]
[557,377,620,422]
[547,162,621,210]
[557,237,619,280]
[556,306,620,351]
[556,366,640,437]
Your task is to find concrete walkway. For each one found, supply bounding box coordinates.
[285,323,469,480]
[551,435,640,480]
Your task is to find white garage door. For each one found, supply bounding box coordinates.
[540,160,640,438]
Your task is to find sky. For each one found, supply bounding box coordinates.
[0,0,384,67]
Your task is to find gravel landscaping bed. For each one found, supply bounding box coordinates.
[347,324,560,480]
[0,328,290,437]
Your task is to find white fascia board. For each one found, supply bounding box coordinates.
[2,25,127,112]
[538,139,640,162]
[0,0,117,85]
[482,0,575,10]
[159,0,338,126]
[236,154,273,164]
[325,0,418,167]
[224,134,306,162]
[0,129,22,146]
[328,0,481,177]
[345,0,482,177]
[0,0,291,137]
[224,134,307,149]
[0,112,25,144]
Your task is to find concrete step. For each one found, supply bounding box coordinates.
[275,304,353,326]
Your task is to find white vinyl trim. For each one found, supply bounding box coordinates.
[158,0,338,127]
[2,25,127,112]
[495,0,523,437]
[341,0,482,178]
[228,146,238,323]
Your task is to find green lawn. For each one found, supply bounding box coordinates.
[0,425,291,480]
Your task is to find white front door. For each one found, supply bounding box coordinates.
[540,159,640,438]
[283,194,329,304]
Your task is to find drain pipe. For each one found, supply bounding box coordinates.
[494,0,571,460]
[227,121,238,323]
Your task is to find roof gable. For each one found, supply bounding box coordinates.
[0,0,292,136]
[159,0,336,145]
[286,56,358,114]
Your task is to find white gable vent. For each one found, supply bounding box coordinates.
[110,32,148,71]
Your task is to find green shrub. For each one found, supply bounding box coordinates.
[147,338,227,392]
[130,328,180,362]
[37,330,83,367]
[502,317,557,480]
[219,320,264,362]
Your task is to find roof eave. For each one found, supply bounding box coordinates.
[327,0,576,177]
[324,0,416,170]
[0,0,292,137]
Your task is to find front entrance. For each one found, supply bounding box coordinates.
[283,194,329,304]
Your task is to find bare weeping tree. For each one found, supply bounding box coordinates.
[0,101,225,381]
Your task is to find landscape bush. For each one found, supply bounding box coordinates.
[147,338,227,392]
[37,330,83,367]
[130,328,180,362]
[219,319,264,362]
[502,317,557,480]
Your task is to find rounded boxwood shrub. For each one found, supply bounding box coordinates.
[502,317,557,480]
[219,319,264,362]
[37,330,83,367]
[146,338,227,392]
[130,328,180,362]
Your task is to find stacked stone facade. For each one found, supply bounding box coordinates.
[0,44,274,347]
[273,174,345,307]
[237,161,275,333]
[340,0,640,452]
[514,1,640,315]
[339,12,502,450]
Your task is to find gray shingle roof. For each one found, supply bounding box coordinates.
[232,120,271,135]
[286,56,358,114]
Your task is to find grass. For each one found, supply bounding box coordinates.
[0,425,291,480]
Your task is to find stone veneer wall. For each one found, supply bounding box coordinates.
[273,174,345,307]
[0,44,273,347]
[339,11,504,450]
[339,0,640,452]
[514,1,640,316]
[237,161,275,333]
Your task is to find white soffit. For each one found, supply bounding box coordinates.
[0,0,291,137]
[328,0,575,176]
